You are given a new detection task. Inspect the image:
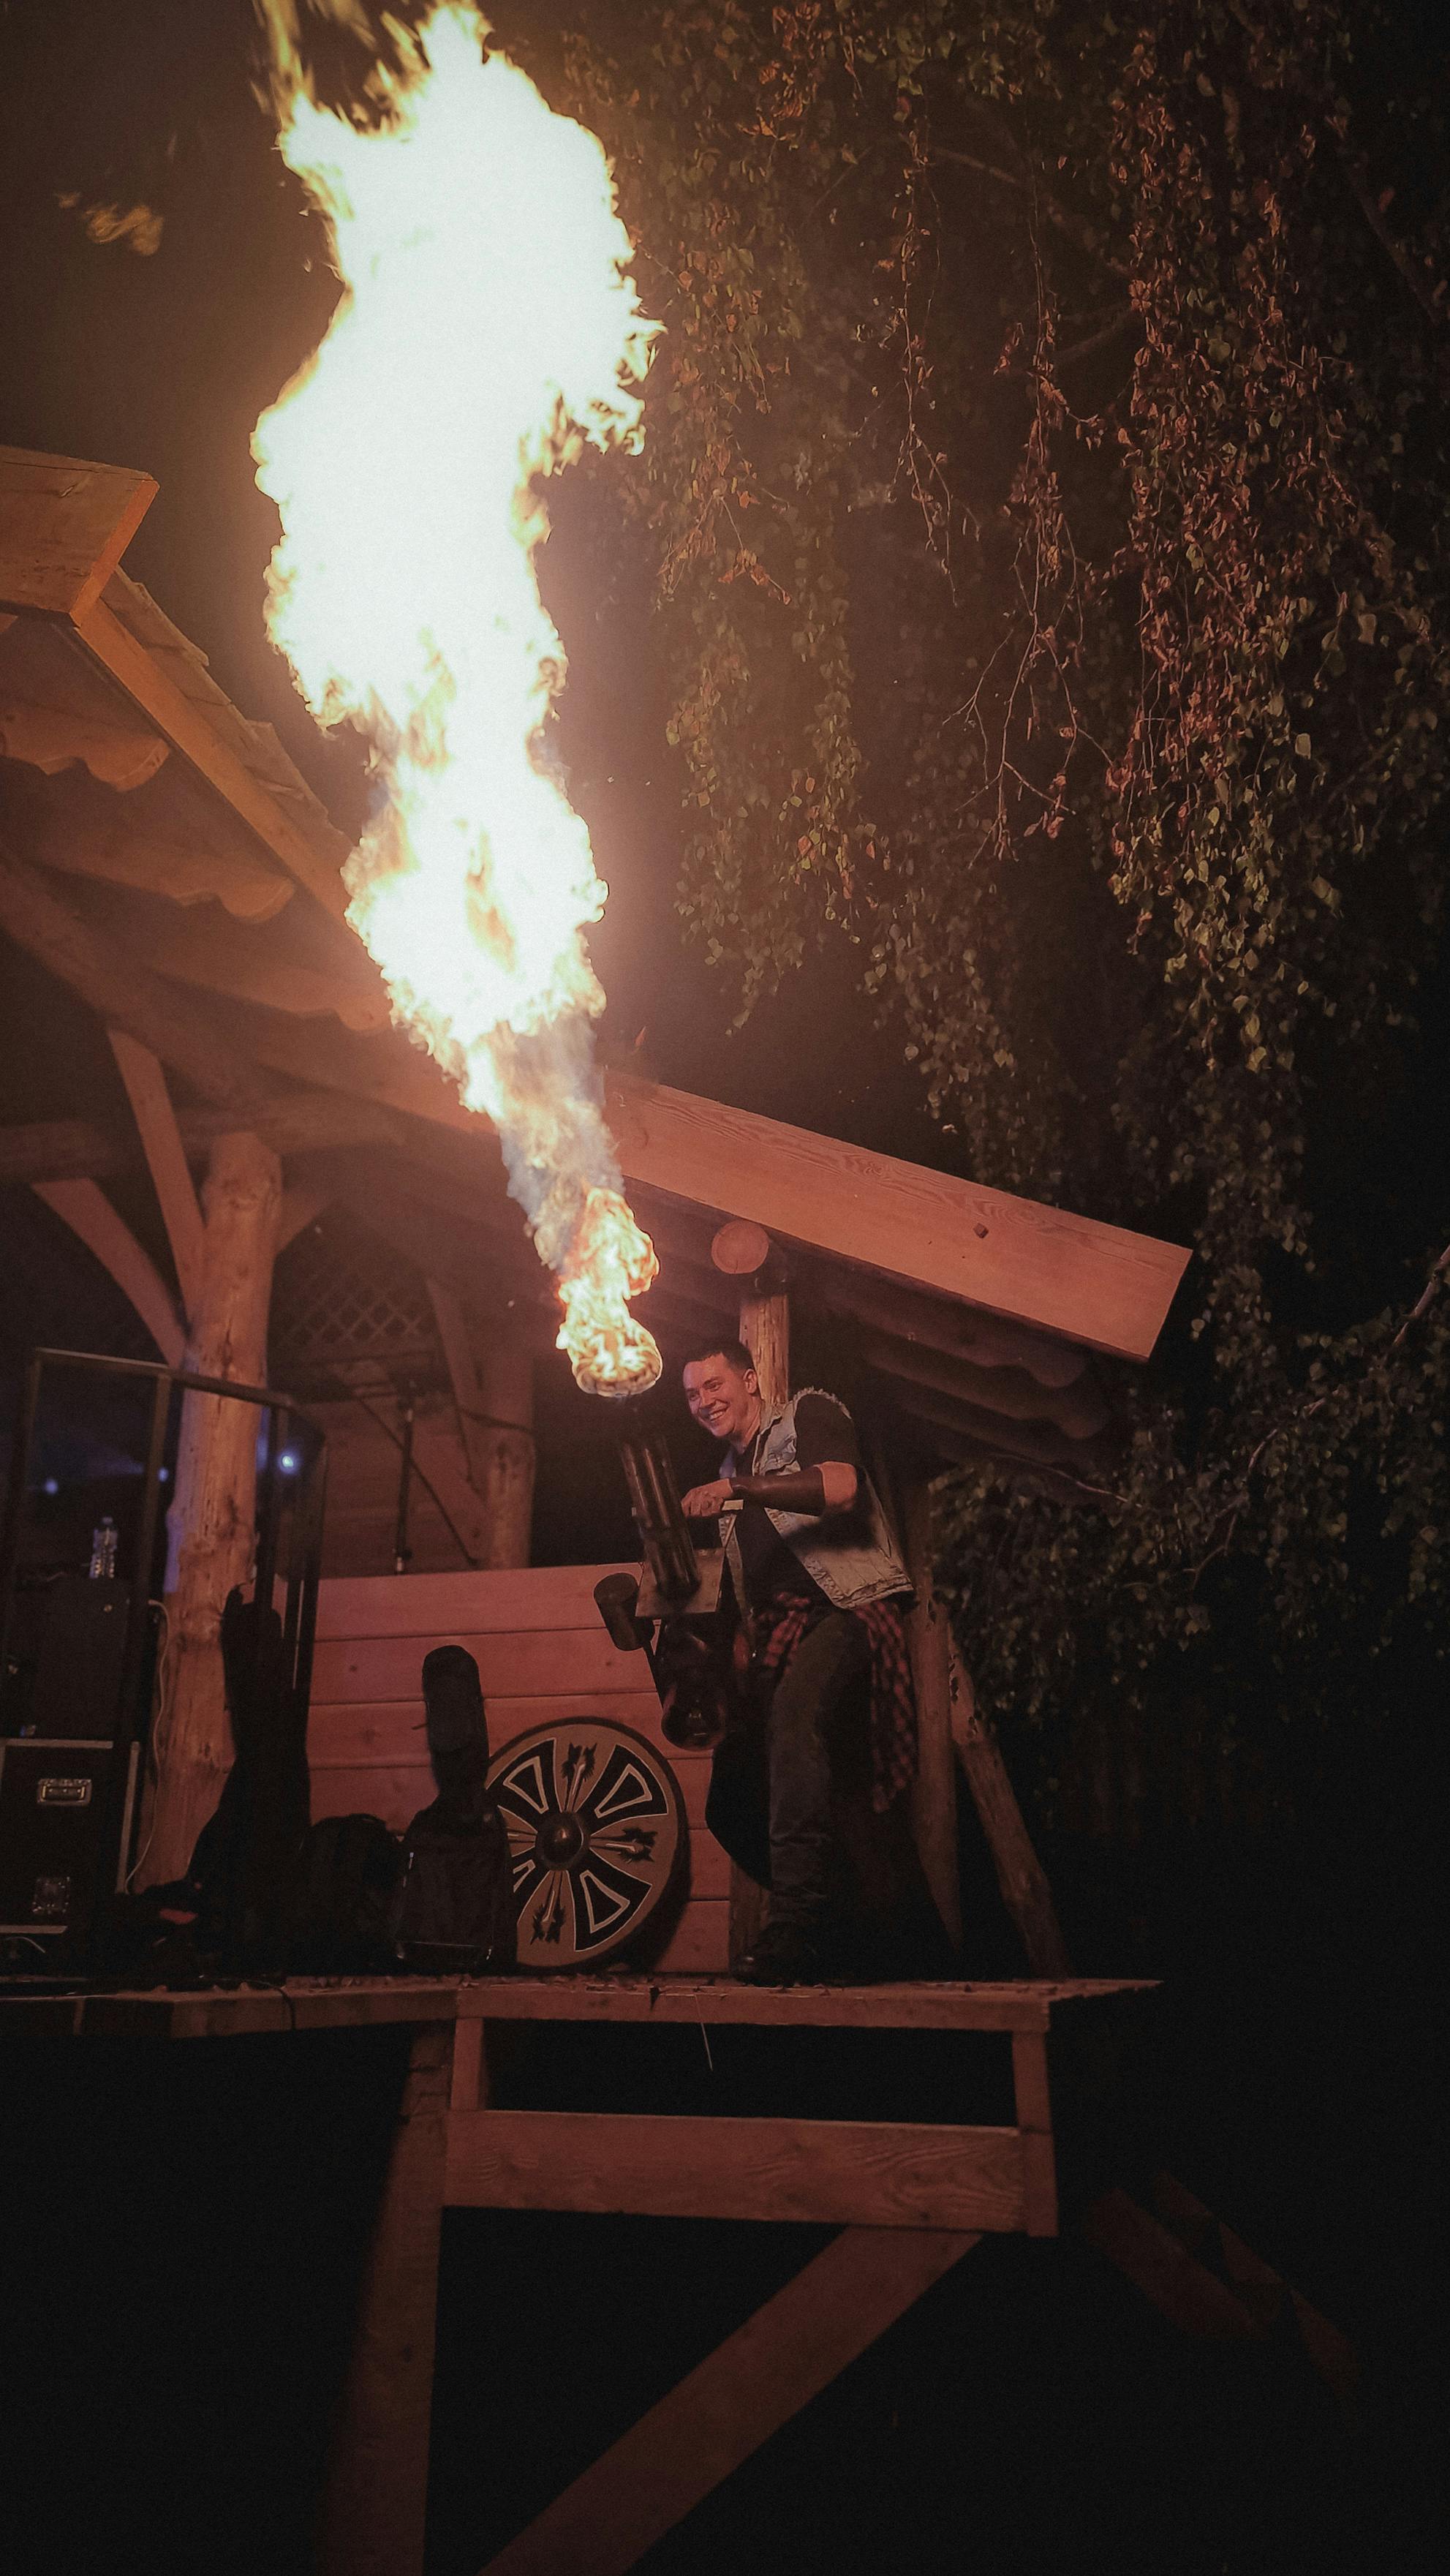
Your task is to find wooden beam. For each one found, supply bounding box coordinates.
[201,1003,1186,1363]
[445,2107,1027,2230]
[0,1092,421,1189]
[29,794,295,922]
[608,1074,1189,1363]
[861,1330,1109,1440]
[451,1973,1150,2031]
[948,1643,1070,1976]
[0,447,156,619]
[107,1031,205,1319]
[430,1284,536,1568]
[0,834,265,1112]
[133,901,391,1030]
[30,1178,183,1363]
[477,2227,980,2576]
[72,590,351,920]
[319,2025,451,2576]
[0,695,169,789]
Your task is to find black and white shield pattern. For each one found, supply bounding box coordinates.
[486,1720,686,1968]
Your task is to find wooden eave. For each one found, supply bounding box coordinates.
[0,441,1191,1476]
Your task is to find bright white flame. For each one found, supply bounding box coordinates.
[252,1,662,1394]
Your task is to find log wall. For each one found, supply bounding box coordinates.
[308,1566,730,1973]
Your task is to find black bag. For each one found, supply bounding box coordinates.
[289,1813,402,1973]
[393,1794,515,1973]
[393,1643,516,1973]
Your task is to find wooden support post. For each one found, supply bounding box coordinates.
[711,1220,787,1962]
[948,1643,1070,1976]
[320,2023,451,2576]
[902,1483,962,1952]
[1011,2030,1060,2237]
[428,1286,535,1568]
[478,2226,980,2576]
[142,1130,282,1886]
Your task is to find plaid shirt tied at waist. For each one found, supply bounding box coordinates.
[755,1592,918,1812]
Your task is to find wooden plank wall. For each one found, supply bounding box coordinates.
[309,1566,730,1973]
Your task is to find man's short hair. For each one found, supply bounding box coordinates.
[681,1336,755,1376]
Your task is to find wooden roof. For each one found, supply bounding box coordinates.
[0,445,1190,1478]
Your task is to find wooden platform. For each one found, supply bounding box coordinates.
[0,1971,1154,2574]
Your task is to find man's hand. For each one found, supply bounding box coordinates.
[681,1479,736,1518]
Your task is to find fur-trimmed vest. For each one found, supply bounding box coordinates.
[724,1390,910,1611]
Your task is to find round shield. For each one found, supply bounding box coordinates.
[486,1719,686,1970]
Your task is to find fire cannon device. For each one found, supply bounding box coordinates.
[594,1436,749,1752]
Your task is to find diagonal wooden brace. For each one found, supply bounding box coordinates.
[477,2223,981,2576]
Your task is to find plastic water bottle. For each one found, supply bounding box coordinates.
[88,1516,118,1581]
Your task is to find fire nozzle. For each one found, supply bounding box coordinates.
[618,1436,700,1608]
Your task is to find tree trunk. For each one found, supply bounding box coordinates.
[142,1130,281,1885]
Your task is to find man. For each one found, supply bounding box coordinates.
[679,1339,918,1983]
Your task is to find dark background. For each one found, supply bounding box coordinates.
[0,6,1443,2572]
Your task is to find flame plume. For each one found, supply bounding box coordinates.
[252,2,662,1395]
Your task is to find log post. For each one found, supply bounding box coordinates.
[474,1333,535,1569]
[711,1220,788,1409]
[711,1221,788,1959]
[902,1483,963,1953]
[428,1283,535,1568]
[142,1130,282,1886]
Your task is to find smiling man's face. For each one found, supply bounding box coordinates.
[682,1350,762,1449]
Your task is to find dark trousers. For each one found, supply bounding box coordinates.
[706,1611,871,1924]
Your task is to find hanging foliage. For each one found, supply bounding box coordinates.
[545,0,1450,1825]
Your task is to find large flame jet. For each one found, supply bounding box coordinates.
[253,1,662,1393]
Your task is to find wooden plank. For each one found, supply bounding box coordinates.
[649,1895,730,1968]
[77,1981,457,2038]
[450,2017,486,2113]
[445,2107,1027,2231]
[607,1073,1190,1364]
[33,799,295,921]
[0,446,156,617]
[789,1249,1090,1389]
[0,694,169,788]
[72,593,351,920]
[136,903,390,1028]
[319,2025,450,2576]
[314,1564,638,1641]
[1011,2030,1059,2237]
[307,1691,681,1766]
[456,1976,1149,2030]
[479,2226,980,2576]
[222,1006,1185,1363]
[107,1030,206,1319]
[862,1330,1109,1440]
[31,1177,183,1362]
[310,1625,643,1705]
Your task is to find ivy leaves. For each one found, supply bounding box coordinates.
[559,0,1450,1821]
